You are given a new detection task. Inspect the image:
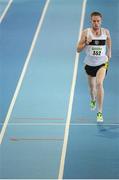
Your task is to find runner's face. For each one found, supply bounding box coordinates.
[91,16,102,30]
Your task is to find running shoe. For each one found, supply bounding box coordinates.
[90,100,96,111]
[97,112,103,122]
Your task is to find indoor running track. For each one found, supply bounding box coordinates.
[0,0,119,179]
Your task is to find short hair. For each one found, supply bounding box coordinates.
[90,11,102,18]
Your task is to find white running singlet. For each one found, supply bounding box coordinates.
[84,28,108,66]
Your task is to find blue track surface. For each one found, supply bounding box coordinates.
[63,0,119,179]
[0,0,46,127]
[0,0,83,178]
[0,0,9,16]
[0,0,119,179]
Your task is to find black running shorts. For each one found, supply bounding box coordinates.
[85,63,108,77]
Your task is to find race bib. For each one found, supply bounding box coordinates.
[89,46,106,57]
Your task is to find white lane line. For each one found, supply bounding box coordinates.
[0,0,13,24]
[0,123,119,126]
[58,0,87,179]
[0,0,50,144]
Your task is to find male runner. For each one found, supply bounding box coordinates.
[77,11,112,122]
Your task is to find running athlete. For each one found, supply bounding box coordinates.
[77,12,112,122]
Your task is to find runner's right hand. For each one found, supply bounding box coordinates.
[85,36,92,45]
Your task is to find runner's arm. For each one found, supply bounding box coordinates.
[106,29,112,60]
[77,29,92,53]
[77,30,87,53]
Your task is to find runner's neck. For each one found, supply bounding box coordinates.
[91,28,101,36]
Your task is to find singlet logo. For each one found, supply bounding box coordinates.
[95,40,99,45]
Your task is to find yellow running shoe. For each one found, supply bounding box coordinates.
[90,100,96,111]
[97,112,103,122]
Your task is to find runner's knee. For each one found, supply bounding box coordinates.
[96,81,103,89]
